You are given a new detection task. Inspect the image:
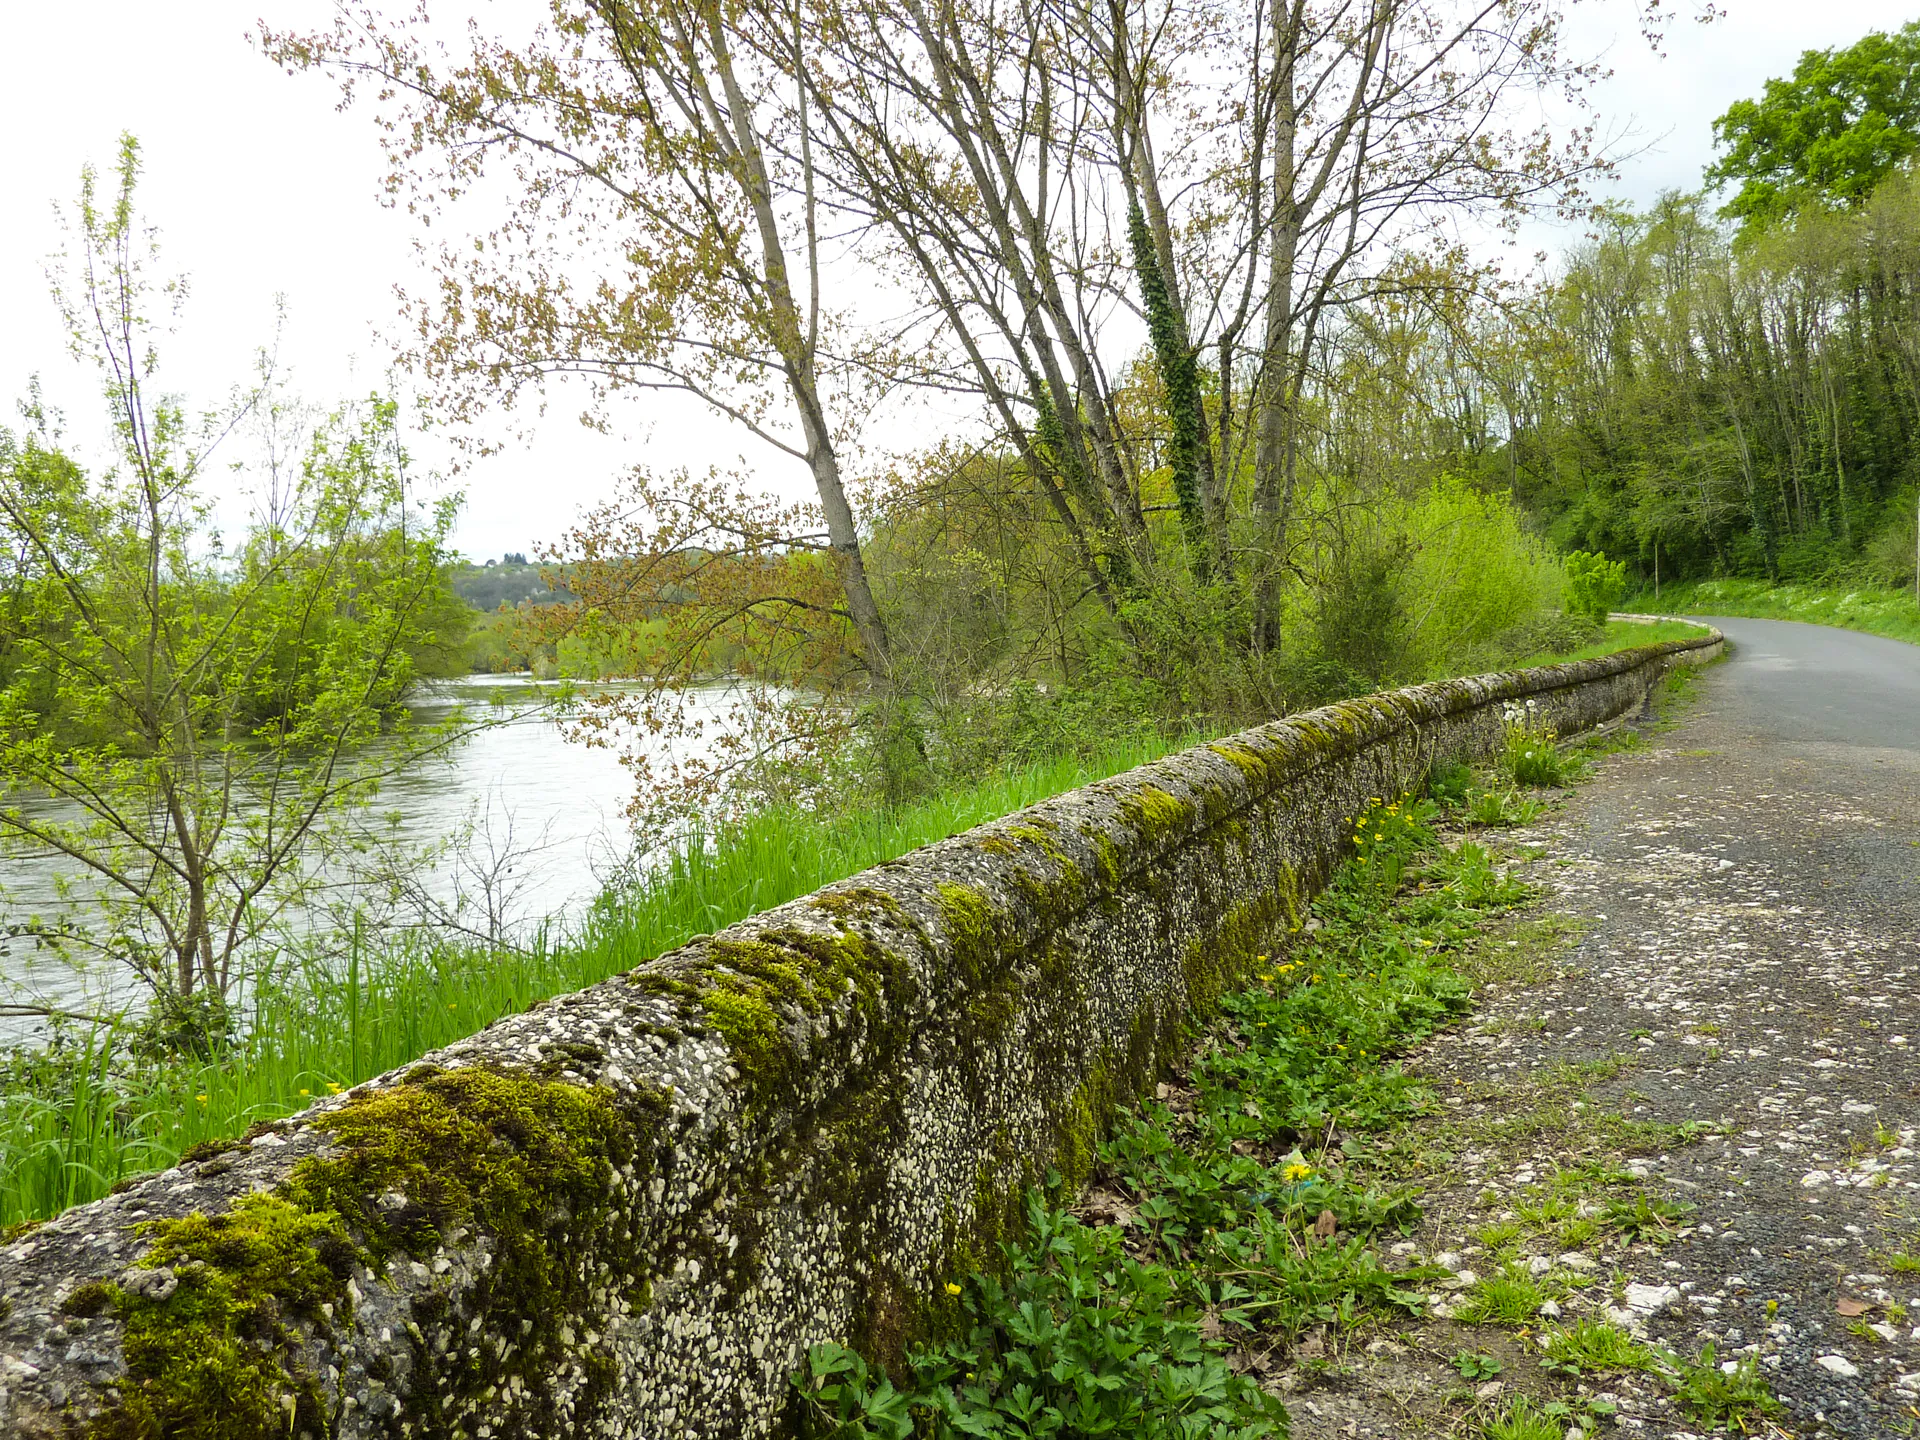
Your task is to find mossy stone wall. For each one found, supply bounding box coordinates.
[0,631,1720,1440]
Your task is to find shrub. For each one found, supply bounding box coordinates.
[1564,551,1627,621]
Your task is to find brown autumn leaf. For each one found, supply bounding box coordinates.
[1836,1296,1872,1317]
[1314,1208,1338,1240]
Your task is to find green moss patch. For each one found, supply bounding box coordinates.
[92,1066,663,1440]
[1116,783,1197,844]
[635,924,918,1108]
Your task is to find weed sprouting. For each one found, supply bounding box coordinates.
[1451,1350,1503,1380]
[1502,706,1568,788]
[1461,787,1545,827]
[1480,1398,1565,1440]
[1661,1342,1782,1432]
[1458,1265,1546,1326]
[1539,1318,1659,1376]
[1599,1193,1695,1243]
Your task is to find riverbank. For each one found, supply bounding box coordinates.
[1632,578,1920,648]
[0,732,1205,1227]
[0,619,1715,1231]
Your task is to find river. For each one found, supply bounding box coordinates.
[0,678,750,1045]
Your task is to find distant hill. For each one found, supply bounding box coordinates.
[448,558,575,611]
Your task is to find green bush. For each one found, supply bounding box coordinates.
[1564,551,1627,622]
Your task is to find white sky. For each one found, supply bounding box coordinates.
[0,0,1907,561]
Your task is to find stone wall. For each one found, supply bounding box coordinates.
[0,630,1721,1440]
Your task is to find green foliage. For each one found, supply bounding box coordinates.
[798,1201,1288,1439]
[1456,1265,1545,1326]
[1458,788,1545,828]
[1482,1396,1616,1440]
[1563,551,1626,622]
[1450,1350,1503,1381]
[1598,1192,1695,1243]
[1707,22,1920,226]
[1298,479,1565,691]
[0,140,474,1021]
[1502,710,1566,789]
[1538,1318,1659,1377]
[1126,197,1209,568]
[1424,760,1472,805]
[1661,1342,1782,1432]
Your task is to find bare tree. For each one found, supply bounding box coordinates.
[261,0,896,676]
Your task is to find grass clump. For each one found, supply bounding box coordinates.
[1502,711,1567,788]
[1481,1399,1565,1440]
[796,794,1533,1434]
[1457,1265,1546,1326]
[1539,1318,1659,1376]
[1662,1342,1782,1432]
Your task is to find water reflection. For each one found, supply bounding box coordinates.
[0,677,750,1043]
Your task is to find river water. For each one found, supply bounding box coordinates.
[0,678,749,1044]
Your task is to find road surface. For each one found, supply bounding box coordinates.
[1293,616,1920,1438]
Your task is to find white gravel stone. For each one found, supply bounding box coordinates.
[1815,1354,1860,1378]
[1623,1282,1682,1314]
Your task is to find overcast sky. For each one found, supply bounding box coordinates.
[0,1,1906,561]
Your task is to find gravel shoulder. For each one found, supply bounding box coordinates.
[1281,626,1920,1439]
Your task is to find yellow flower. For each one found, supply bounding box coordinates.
[945,1282,963,1297]
[194,1094,208,1104]
[1282,1162,1314,1183]
[298,1088,310,1097]
[327,1082,343,1094]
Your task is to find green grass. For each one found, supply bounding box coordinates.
[1509,617,1712,669]
[0,731,1209,1227]
[1632,577,1920,647]
[0,613,1715,1230]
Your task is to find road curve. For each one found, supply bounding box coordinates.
[1689,614,1920,754]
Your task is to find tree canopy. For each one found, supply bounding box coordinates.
[1707,20,1920,226]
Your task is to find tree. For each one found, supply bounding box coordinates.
[259,0,896,681]
[794,0,1698,653]
[0,139,472,1051]
[1707,21,1920,228]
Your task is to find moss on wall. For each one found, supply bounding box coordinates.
[90,1066,666,1440]
[0,628,1724,1440]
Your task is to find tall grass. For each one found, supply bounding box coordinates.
[0,731,1204,1227]
[1507,617,1712,669]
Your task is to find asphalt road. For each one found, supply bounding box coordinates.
[1689,615,1920,754]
